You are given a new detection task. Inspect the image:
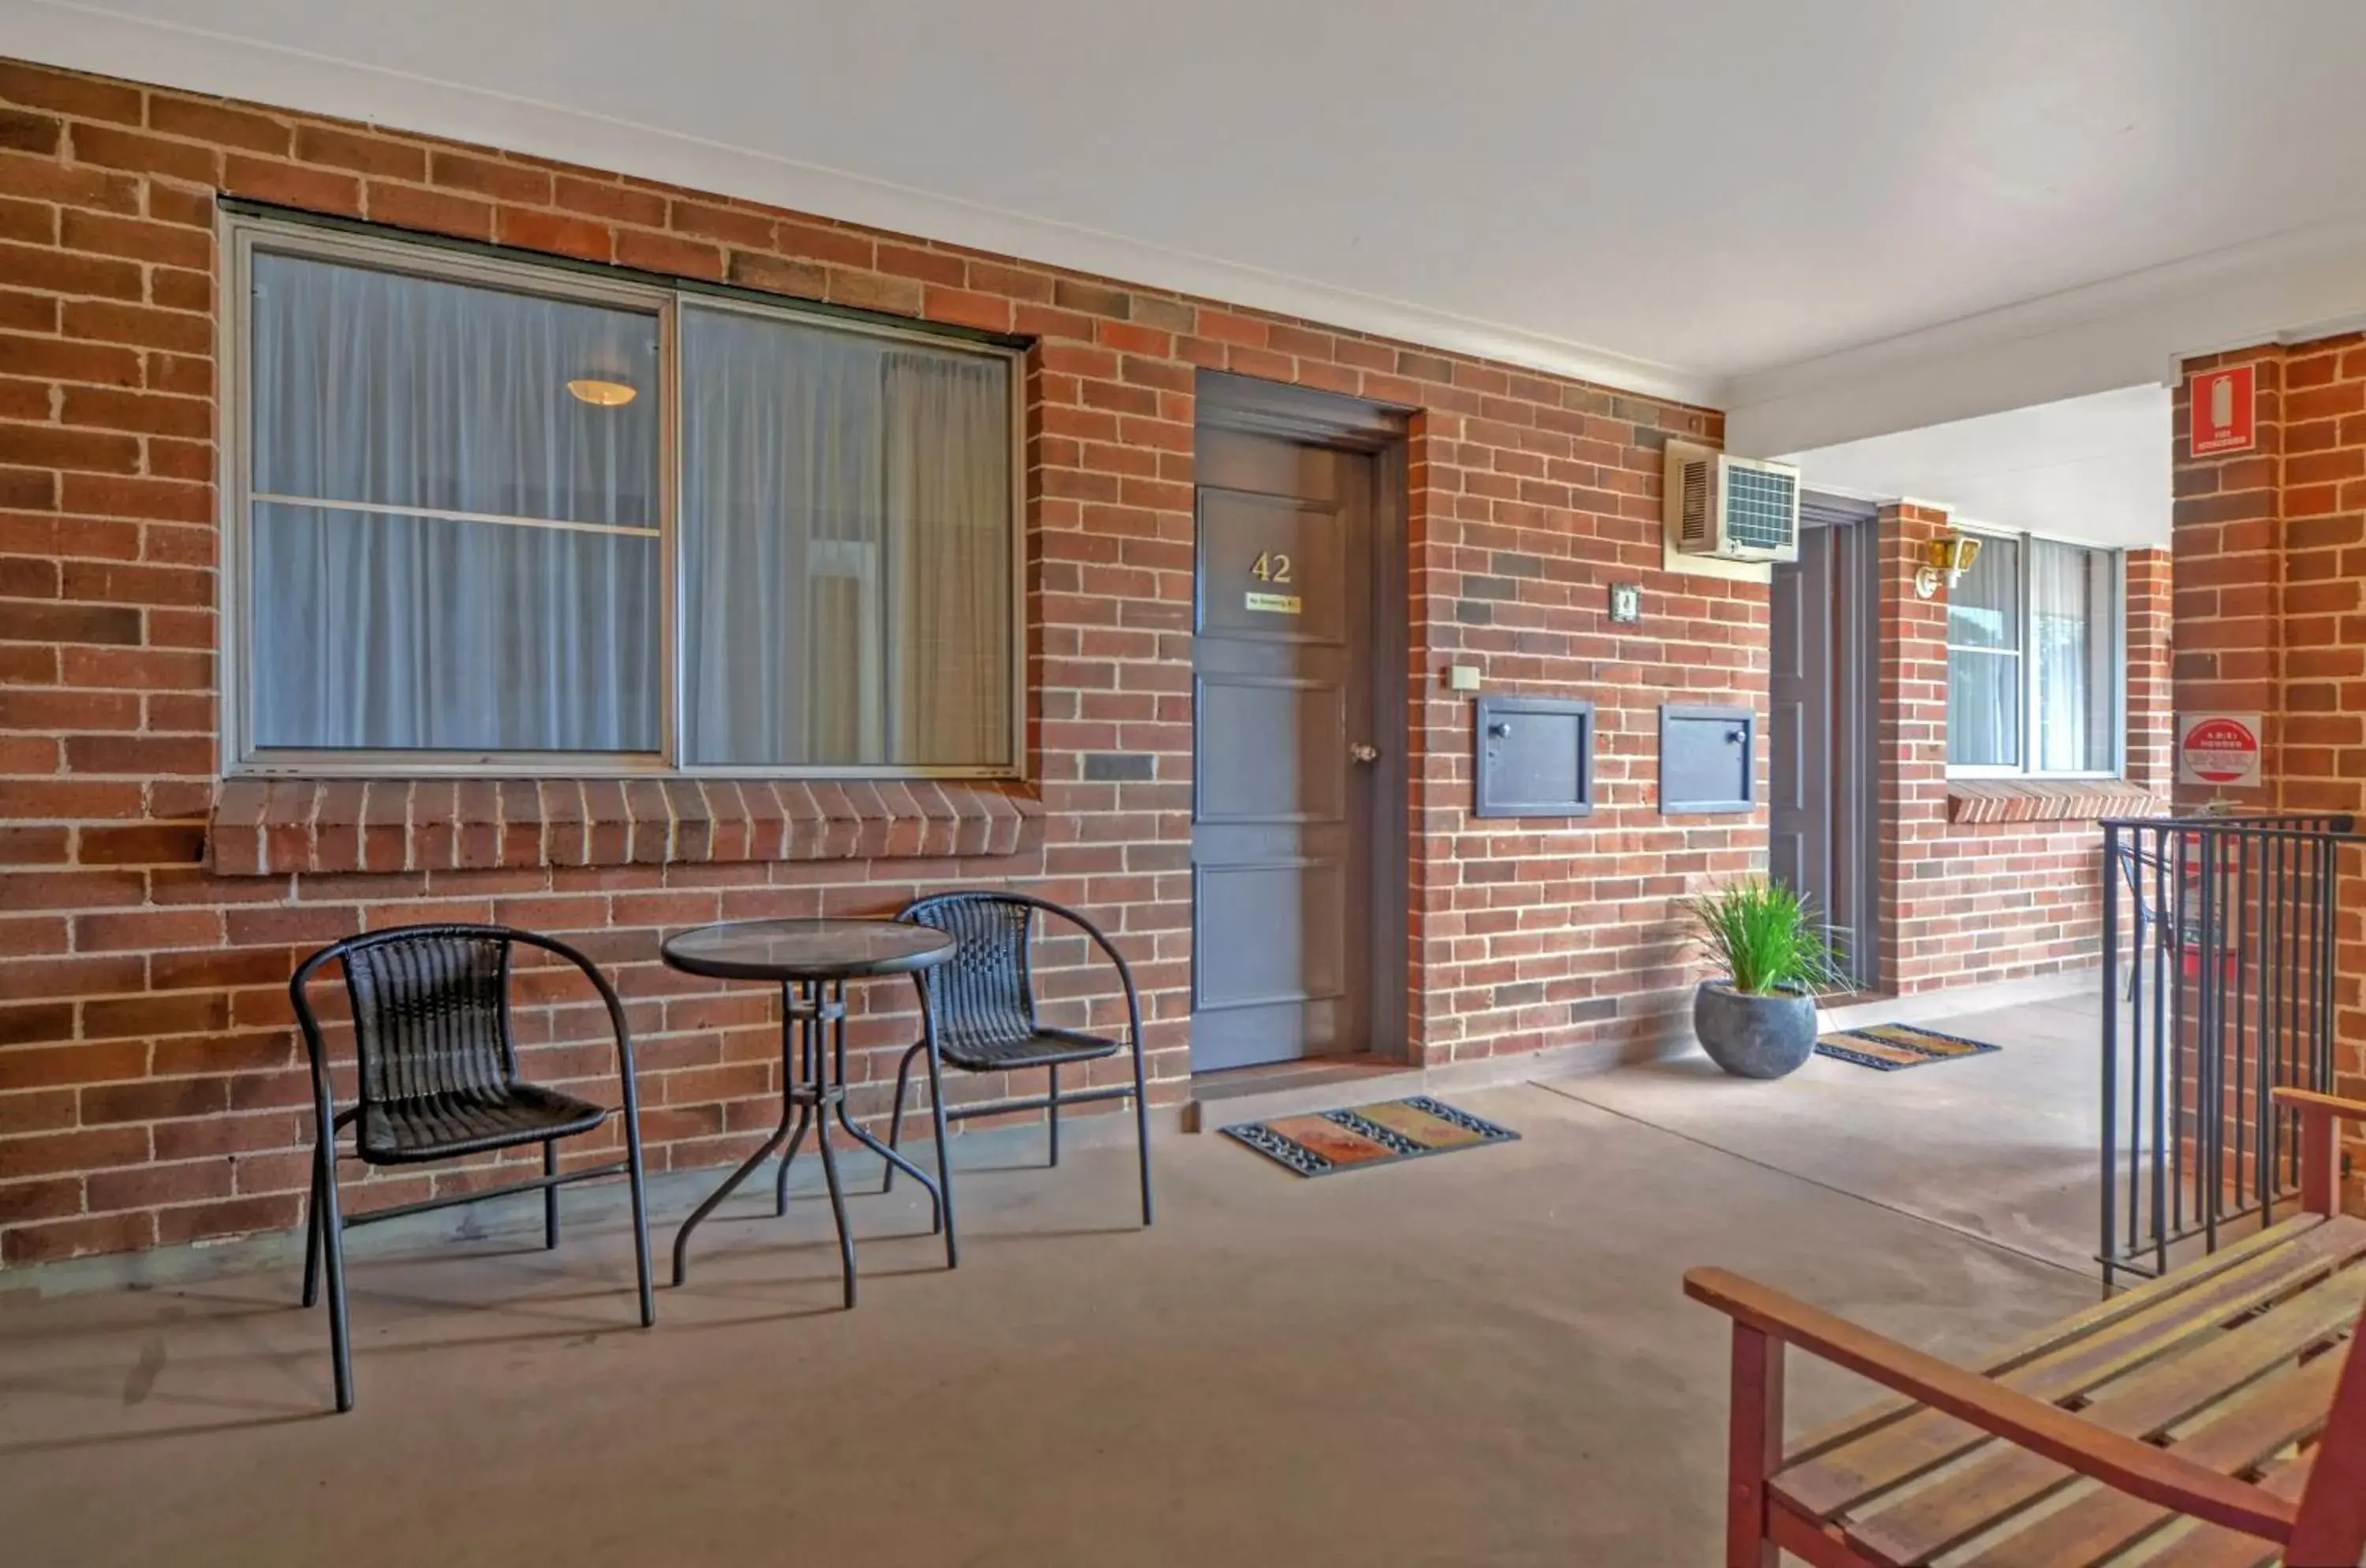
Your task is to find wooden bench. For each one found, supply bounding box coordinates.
[1685,1088,2366,1568]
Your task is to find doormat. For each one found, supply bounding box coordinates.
[1814,1022,2002,1073]
[1220,1096,1518,1178]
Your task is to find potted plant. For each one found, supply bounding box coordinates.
[1678,878,1848,1079]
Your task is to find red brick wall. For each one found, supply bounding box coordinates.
[0,59,1759,1266]
[2125,547,2177,797]
[2174,340,2365,1210]
[2171,348,2286,812]
[1875,504,2171,995]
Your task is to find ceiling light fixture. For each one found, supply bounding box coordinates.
[567,379,638,408]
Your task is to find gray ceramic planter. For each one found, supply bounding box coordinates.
[1693,980,1817,1079]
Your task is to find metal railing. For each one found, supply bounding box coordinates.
[2099,812,2355,1287]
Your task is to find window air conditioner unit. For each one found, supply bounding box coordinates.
[1664,442,1801,564]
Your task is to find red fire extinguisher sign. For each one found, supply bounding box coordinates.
[2189,365,2256,457]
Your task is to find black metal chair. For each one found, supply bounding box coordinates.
[290,924,655,1412]
[883,893,1152,1254]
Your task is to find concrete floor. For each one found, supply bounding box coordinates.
[1562,991,2107,1275]
[0,1077,2097,1568]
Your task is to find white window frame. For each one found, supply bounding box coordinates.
[1945,524,2126,781]
[218,208,1026,782]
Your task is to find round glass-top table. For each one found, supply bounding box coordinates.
[659,918,958,1305]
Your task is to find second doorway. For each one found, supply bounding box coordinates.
[1768,493,1879,991]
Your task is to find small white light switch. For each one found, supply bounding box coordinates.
[1446,665,1482,692]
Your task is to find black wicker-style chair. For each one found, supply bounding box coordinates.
[290,924,655,1412]
[884,893,1151,1256]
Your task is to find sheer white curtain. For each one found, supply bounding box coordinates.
[1946,535,2021,768]
[886,351,1012,765]
[681,308,1010,768]
[248,252,662,752]
[2032,539,2115,772]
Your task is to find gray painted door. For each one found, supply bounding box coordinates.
[1769,508,1875,987]
[1769,524,1834,914]
[1190,429,1375,1070]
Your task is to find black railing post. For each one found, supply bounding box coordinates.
[2100,823,2122,1293]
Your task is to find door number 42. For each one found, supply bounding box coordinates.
[1251,551,1294,584]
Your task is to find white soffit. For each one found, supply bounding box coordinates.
[1723,218,2366,456]
[1786,385,2171,550]
[0,0,1710,402]
[9,0,2366,427]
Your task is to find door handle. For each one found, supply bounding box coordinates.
[1350,743,1380,763]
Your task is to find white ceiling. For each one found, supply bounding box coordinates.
[13,0,2366,431]
[1786,385,2172,549]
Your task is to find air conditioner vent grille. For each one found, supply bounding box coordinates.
[1679,458,1711,545]
[1722,465,1797,552]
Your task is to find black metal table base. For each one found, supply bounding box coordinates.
[670,978,953,1305]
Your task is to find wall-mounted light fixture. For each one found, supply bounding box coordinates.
[1914,532,1983,599]
[566,378,638,408]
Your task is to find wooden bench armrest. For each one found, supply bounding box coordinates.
[2272,1087,2366,1122]
[2275,1088,2365,1215]
[1682,1267,2301,1546]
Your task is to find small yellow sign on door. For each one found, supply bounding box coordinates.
[1245,591,1302,614]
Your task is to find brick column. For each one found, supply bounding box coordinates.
[2122,548,2174,795]
[2170,347,2285,812]
[2267,338,2366,1208]
[2172,339,2364,1211]
[1405,409,1454,1067]
[1874,502,1953,992]
[2275,334,2366,818]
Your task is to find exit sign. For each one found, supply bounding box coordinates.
[2189,364,2256,456]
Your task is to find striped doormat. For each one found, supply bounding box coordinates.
[1815,1022,2002,1073]
[1220,1096,1518,1177]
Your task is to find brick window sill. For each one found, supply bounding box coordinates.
[1946,779,2159,826]
[208,778,1042,876]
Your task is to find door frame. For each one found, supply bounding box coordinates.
[1794,490,1881,991]
[1192,371,1413,1063]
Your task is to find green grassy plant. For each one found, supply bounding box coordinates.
[1679,878,1849,997]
